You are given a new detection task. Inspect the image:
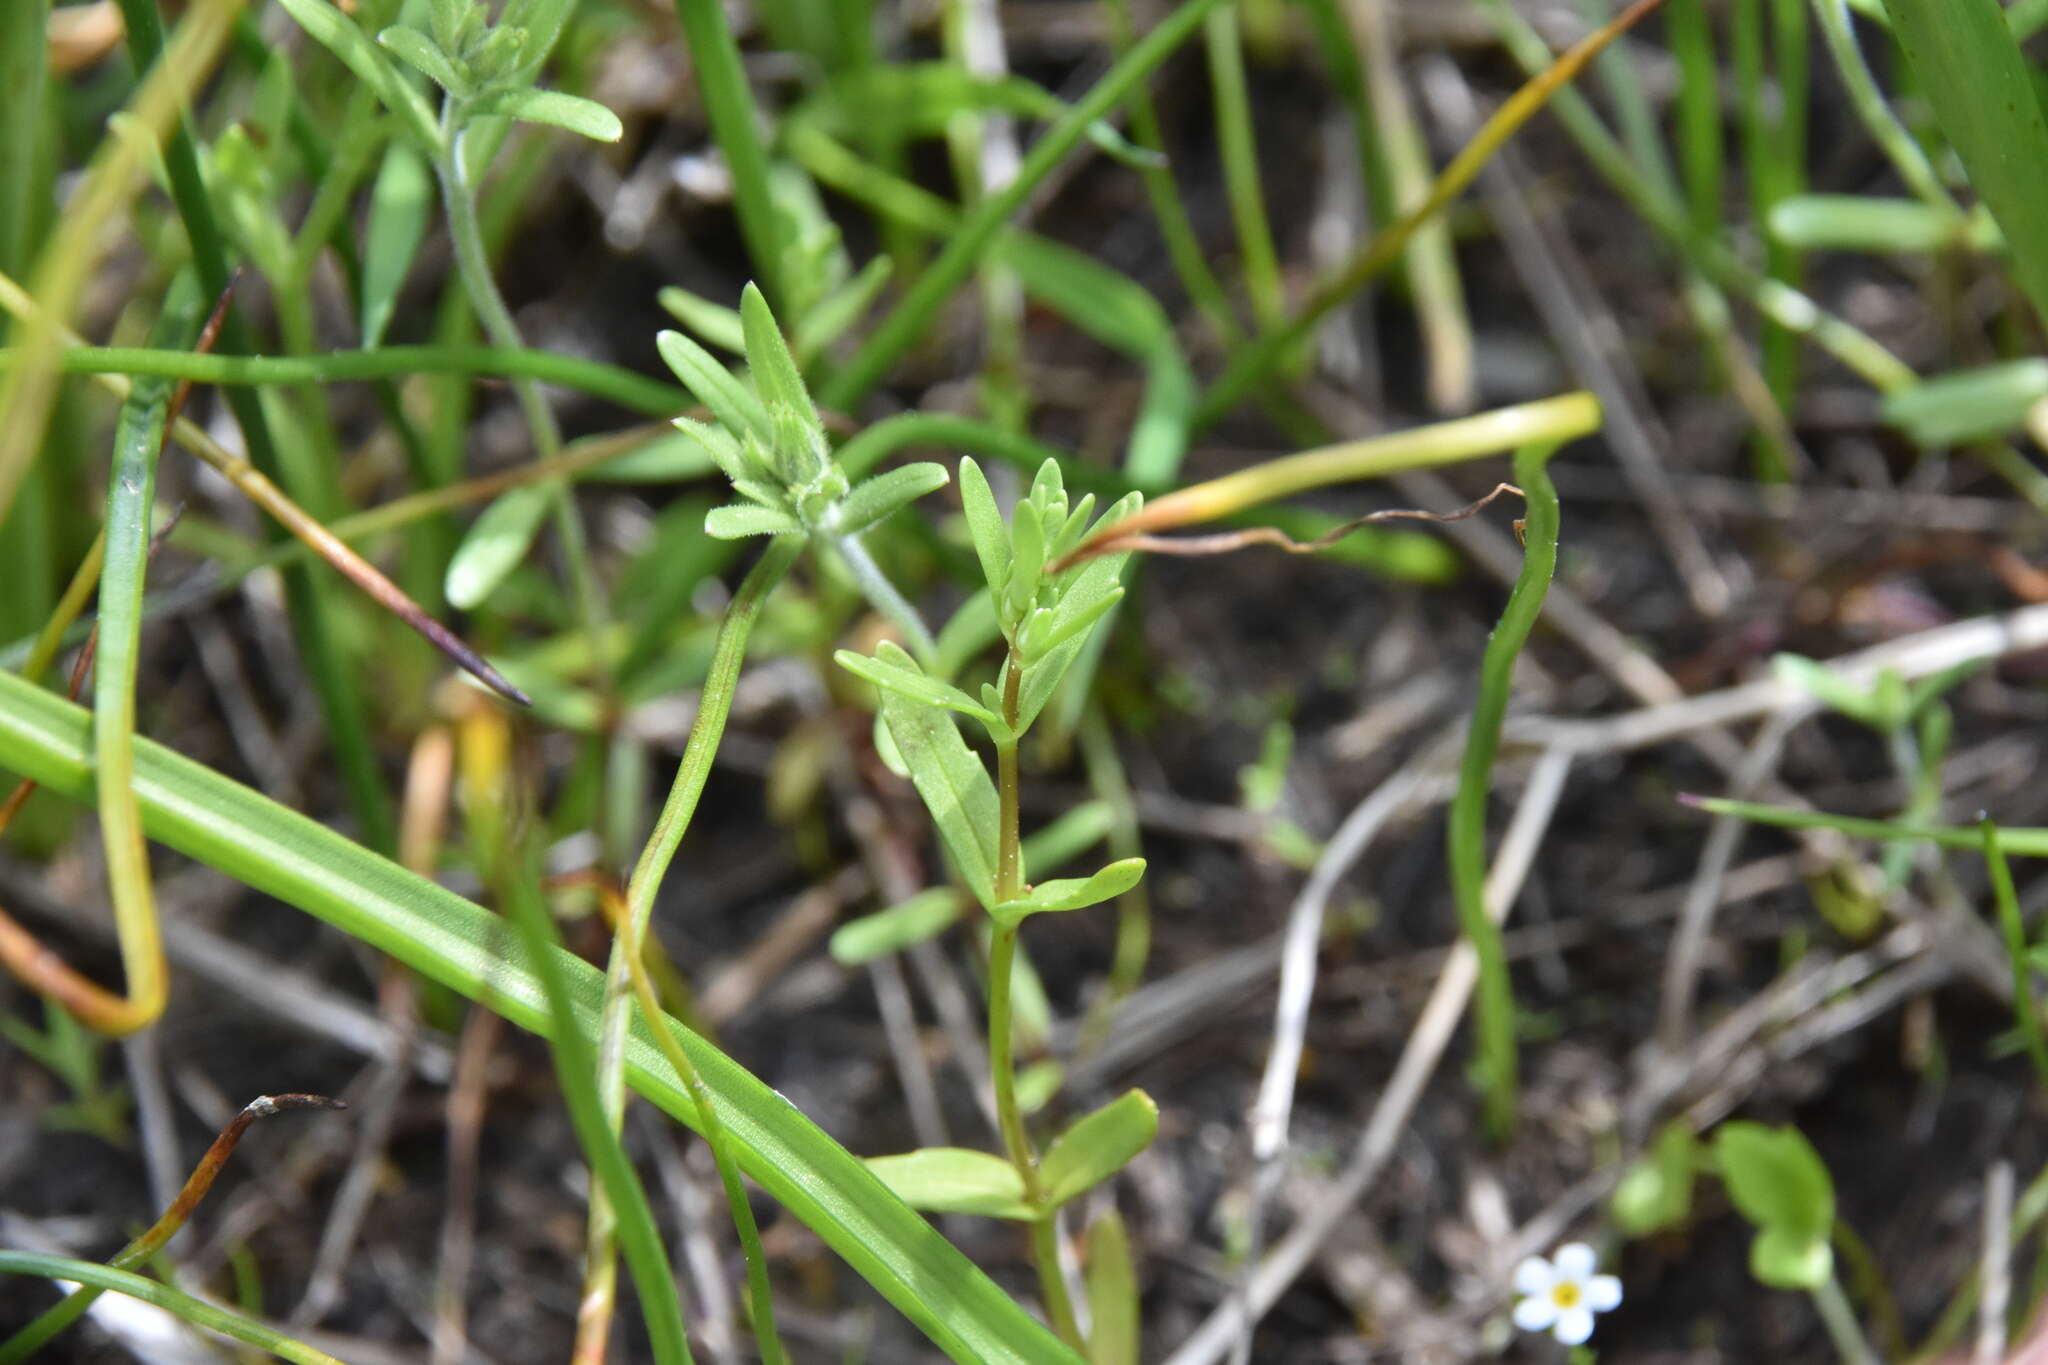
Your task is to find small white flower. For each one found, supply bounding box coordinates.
[1511,1242,1622,1346]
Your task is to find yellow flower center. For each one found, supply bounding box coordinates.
[1550,1282,1582,1310]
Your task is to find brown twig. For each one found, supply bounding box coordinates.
[0,1092,344,1361]
[1093,482,1524,560]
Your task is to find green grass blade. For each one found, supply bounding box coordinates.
[499,868,695,1365]
[1684,796,2048,855]
[23,344,689,417]
[1448,441,1563,1140]
[1980,821,2048,1088]
[0,1253,344,1365]
[0,668,1081,1365]
[1880,0,2048,329]
[671,0,787,302]
[818,0,1231,411]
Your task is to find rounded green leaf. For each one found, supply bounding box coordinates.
[1750,1223,1834,1291]
[865,1147,1035,1220]
[1041,1089,1159,1208]
[1714,1121,1834,1239]
[445,484,551,608]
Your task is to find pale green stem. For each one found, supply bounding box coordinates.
[1811,1272,1880,1365]
[1810,0,1960,218]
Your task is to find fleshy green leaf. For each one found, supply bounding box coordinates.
[865,1148,1034,1220]
[705,503,804,538]
[829,888,964,964]
[376,25,470,95]
[1040,1089,1158,1208]
[740,281,815,422]
[359,143,432,348]
[1714,1121,1834,1239]
[833,461,949,535]
[878,681,1001,909]
[468,87,624,142]
[656,329,771,445]
[445,484,551,608]
[958,458,1011,599]
[1084,1210,1140,1365]
[835,641,1000,725]
[992,857,1145,927]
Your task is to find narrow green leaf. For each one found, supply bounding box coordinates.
[1084,1210,1140,1365]
[657,329,771,445]
[833,462,950,535]
[878,684,1001,909]
[0,1254,344,1365]
[864,1148,1034,1220]
[1040,1089,1158,1208]
[740,282,815,421]
[658,285,747,355]
[275,0,440,149]
[1881,359,2048,447]
[376,25,470,95]
[1714,1121,1835,1239]
[445,484,551,608]
[830,888,964,964]
[797,255,893,361]
[1771,654,1894,731]
[586,431,721,483]
[360,143,432,348]
[993,857,1145,927]
[959,457,1011,599]
[705,503,804,538]
[468,87,625,142]
[1882,0,2048,330]
[0,668,1084,1365]
[836,641,1001,724]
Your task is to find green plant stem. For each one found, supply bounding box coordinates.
[820,0,1231,411]
[500,866,695,1365]
[1811,0,1958,216]
[8,342,687,415]
[831,530,938,662]
[1811,1272,1880,1365]
[117,0,395,853]
[989,653,1081,1348]
[1981,821,2048,1086]
[439,127,611,681]
[1448,442,1563,1141]
[620,912,788,1365]
[1688,797,2048,855]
